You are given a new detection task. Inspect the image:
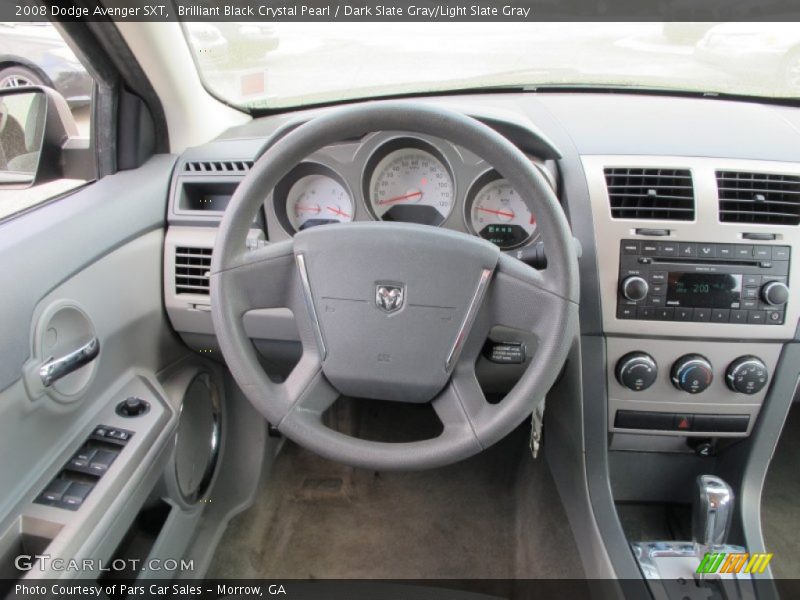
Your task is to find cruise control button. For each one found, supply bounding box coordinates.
[692,308,711,322]
[747,310,766,324]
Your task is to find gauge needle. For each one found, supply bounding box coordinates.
[327,206,350,218]
[378,191,423,205]
[296,205,321,213]
[478,207,514,219]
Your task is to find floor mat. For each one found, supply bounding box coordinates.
[208,426,582,579]
[762,404,800,579]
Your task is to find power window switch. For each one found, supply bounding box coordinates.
[41,479,71,503]
[68,448,96,470]
[88,450,117,475]
[62,482,93,509]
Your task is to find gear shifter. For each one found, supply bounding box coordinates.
[692,474,734,550]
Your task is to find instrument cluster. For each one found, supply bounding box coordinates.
[271,133,554,251]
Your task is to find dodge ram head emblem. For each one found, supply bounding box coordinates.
[375,283,404,313]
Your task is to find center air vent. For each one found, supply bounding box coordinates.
[604,167,694,221]
[717,171,800,225]
[183,160,253,174]
[175,247,212,295]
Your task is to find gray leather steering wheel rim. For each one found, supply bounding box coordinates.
[210,102,579,470]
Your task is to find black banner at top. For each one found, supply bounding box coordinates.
[4,0,800,22]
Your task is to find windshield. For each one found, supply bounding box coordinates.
[183,22,800,110]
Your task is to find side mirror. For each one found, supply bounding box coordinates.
[0,86,80,189]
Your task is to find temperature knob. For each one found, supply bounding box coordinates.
[621,276,649,302]
[616,352,658,391]
[761,281,789,306]
[726,356,769,395]
[671,354,713,394]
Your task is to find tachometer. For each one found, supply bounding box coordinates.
[287,174,353,231]
[467,175,537,250]
[367,142,454,226]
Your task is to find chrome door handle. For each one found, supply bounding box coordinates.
[39,337,99,387]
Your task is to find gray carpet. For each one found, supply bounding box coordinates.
[762,404,800,579]
[208,425,583,579]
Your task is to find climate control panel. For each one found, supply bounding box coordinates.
[608,339,780,438]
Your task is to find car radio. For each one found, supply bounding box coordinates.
[616,240,790,324]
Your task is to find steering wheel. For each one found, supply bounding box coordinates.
[210,103,579,470]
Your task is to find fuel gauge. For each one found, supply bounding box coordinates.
[467,175,537,250]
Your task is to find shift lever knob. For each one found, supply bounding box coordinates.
[692,475,734,549]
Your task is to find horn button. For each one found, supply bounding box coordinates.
[293,224,500,403]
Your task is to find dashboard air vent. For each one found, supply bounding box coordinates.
[716,171,800,225]
[604,167,694,221]
[183,160,253,174]
[175,247,212,295]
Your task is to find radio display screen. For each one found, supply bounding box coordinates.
[666,273,742,308]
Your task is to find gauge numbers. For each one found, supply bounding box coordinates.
[469,177,537,249]
[368,146,454,226]
[286,174,353,232]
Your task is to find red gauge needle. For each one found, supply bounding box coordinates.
[478,207,514,219]
[378,191,423,205]
[295,205,321,214]
[327,206,350,218]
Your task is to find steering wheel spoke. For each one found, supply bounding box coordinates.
[215,242,297,313]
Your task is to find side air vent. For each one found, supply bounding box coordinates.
[717,171,800,225]
[183,160,253,174]
[604,167,694,221]
[175,247,212,295]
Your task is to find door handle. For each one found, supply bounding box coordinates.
[39,337,100,387]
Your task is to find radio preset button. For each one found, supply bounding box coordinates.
[678,243,696,258]
[730,310,748,323]
[711,309,730,322]
[675,308,693,321]
[637,307,655,320]
[656,308,674,320]
[692,308,711,322]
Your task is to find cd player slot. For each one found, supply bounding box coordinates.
[651,258,759,267]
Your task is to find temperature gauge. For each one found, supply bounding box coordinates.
[467,176,537,249]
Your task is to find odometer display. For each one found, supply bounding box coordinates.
[468,178,537,249]
[368,146,454,226]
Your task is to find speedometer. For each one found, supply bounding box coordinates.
[367,142,454,226]
[467,175,537,250]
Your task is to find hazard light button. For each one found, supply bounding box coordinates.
[673,414,694,431]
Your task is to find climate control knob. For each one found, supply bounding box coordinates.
[621,276,649,302]
[671,354,713,394]
[726,356,769,395]
[616,352,658,391]
[761,281,789,306]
